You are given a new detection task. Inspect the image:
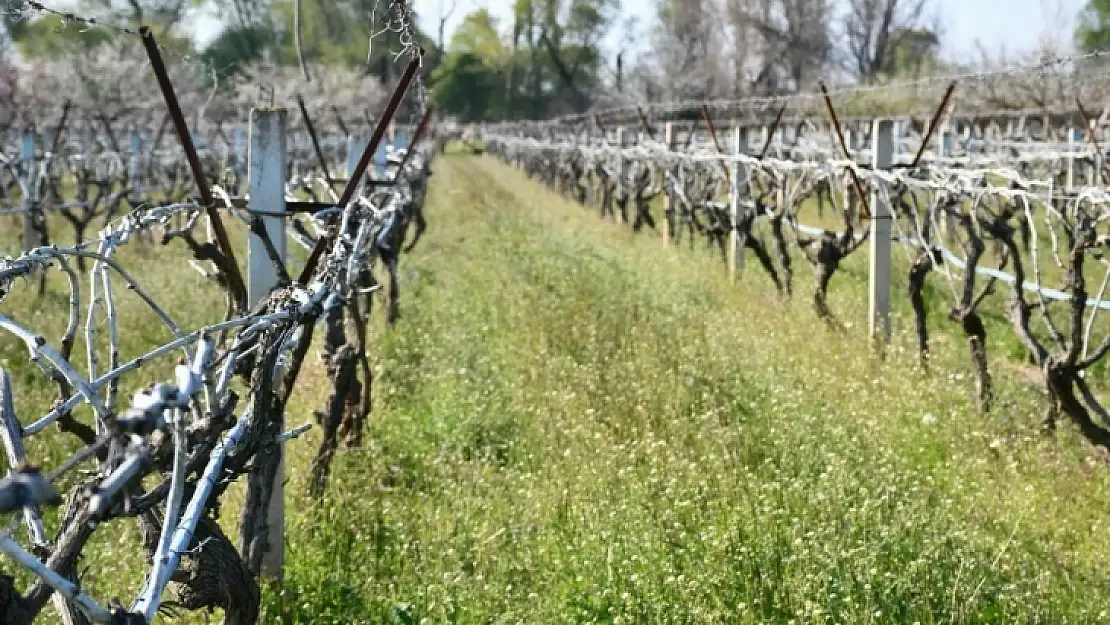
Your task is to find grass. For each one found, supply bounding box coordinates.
[267,154,1110,623]
[6,152,1110,623]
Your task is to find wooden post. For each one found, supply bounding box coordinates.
[662,122,673,245]
[869,119,894,346]
[728,126,743,281]
[247,108,288,581]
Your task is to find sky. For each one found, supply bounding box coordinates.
[187,0,1091,64]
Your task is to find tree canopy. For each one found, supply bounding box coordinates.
[1078,0,1110,52]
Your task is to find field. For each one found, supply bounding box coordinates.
[7,151,1110,623]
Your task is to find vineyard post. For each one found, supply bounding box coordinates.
[1067,127,1076,191]
[662,122,673,245]
[869,119,894,346]
[20,130,37,254]
[740,126,751,274]
[247,108,289,580]
[728,126,743,281]
[616,126,626,224]
[128,131,141,189]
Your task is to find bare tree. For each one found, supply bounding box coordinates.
[843,0,932,80]
[723,0,756,98]
[647,0,725,101]
[745,0,835,93]
[437,0,460,53]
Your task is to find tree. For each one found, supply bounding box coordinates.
[7,0,197,59]
[505,0,615,117]
[748,0,835,92]
[201,22,278,81]
[882,26,939,76]
[843,0,934,80]
[1077,0,1110,52]
[430,9,507,120]
[649,0,722,101]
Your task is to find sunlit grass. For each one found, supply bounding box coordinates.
[264,155,1110,623]
[5,152,1110,623]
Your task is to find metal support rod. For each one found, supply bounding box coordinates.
[758,104,787,159]
[908,81,957,168]
[700,104,730,187]
[48,100,71,155]
[819,82,873,220]
[395,106,433,173]
[140,26,247,310]
[298,54,423,285]
[297,94,336,190]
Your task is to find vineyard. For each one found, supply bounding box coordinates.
[5,0,1110,623]
[482,90,1110,435]
[0,0,446,621]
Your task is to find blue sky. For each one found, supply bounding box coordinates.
[186,0,1090,63]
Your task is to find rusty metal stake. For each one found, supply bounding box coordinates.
[140,26,247,310]
[48,101,71,155]
[908,81,956,168]
[395,106,433,172]
[818,81,873,220]
[758,104,787,160]
[152,113,171,151]
[297,94,336,190]
[298,54,423,284]
[700,104,731,186]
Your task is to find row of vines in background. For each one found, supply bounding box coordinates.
[483,109,1110,451]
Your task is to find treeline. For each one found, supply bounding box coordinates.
[5,0,1110,123]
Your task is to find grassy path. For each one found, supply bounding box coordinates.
[262,154,1110,624]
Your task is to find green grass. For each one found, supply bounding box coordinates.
[7,153,1110,623]
[266,155,1110,623]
